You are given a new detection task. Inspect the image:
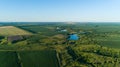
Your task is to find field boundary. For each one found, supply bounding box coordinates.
[16,52,24,67]
[56,51,61,67]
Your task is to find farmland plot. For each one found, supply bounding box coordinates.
[0,51,20,67]
[19,50,59,67]
[0,50,59,67]
[0,26,32,36]
[95,35,120,49]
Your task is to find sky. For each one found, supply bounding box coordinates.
[0,0,120,22]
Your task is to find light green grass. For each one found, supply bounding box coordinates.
[0,26,32,36]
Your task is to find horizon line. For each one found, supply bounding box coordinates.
[0,21,120,23]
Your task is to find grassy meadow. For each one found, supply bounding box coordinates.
[0,26,32,36]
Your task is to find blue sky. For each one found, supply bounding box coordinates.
[0,0,119,22]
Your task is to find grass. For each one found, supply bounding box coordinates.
[0,51,20,67]
[95,36,120,49]
[94,32,120,49]
[0,26,32,36]
[18,25,53,33]
[0,50,59,67]
[99,40,120,49]
[19,50,59,67]
[18,25,61,36]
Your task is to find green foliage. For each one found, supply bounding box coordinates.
[0,36,4,40]
[69,45,120,67]
[0,37,8,45]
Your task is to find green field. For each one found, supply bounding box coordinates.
[0,50,59,67]
[0,26,32,36]
[94,35,120,49]
[0,51,20,67]
[18,25,62,36]
[19,50,59,67]
[18,25,54,33]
